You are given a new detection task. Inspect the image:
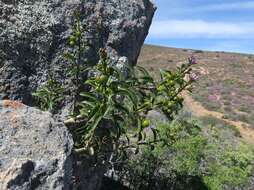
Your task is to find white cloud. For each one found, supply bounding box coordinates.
[169,1,254,13]
[195,1,254,11]
[149,20,254,39]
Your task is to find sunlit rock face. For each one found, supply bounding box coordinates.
[0,0,156,108]
[0,100,73,190]
[0,0,155,189]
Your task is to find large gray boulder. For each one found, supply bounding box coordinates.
[0,0,156,189]
[0,0,156,107]
[0,100,73,190]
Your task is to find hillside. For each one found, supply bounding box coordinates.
[138,44,254,143]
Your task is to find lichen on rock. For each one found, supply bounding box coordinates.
[0,0,156,189]
[0,0,156,109]
[0,100,73,190]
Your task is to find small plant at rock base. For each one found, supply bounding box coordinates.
[32,75,64,112]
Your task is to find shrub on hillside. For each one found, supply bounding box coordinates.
[116,113,254,190]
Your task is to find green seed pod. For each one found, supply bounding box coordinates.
[168,101,174,107]
[168,92,175,97]
[69,40,75,46]
[76,31,81,37]
[142,119,150,128]
[168,80,174,86]
[157,85,165,92]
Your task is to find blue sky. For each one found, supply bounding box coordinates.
[145,0,254,54]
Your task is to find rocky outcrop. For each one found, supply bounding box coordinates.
[0,100,73,190]
[0,0,156,107]
[0,0,156,189]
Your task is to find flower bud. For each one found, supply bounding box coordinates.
[188,56,197,65]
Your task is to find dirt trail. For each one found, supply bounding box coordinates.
[183,93,254,144]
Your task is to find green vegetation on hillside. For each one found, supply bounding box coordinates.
[117,112,254,190]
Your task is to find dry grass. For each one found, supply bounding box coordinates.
[138,44,254,128]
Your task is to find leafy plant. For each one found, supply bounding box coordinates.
[32,75,64,112]
[116,113,254,190]
[116,117,207,190]
[34,14,198,166]
[63,12,93,112]
[67,46,197,161]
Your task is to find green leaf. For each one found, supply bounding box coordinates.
[114,103,131,115]
[80,100,96,108]
[151,128,159,142]
[80,92,98,102]
[116,87,138,108]
[138,132,143,142]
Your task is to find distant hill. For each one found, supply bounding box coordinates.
[138,44,254,142]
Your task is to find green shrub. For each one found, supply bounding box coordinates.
[68,48,196,159]
[33,15,198,164]
[32,75,64,112]
[117,114,254,190]
[203,136,254,190]
[200,116,241,137]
